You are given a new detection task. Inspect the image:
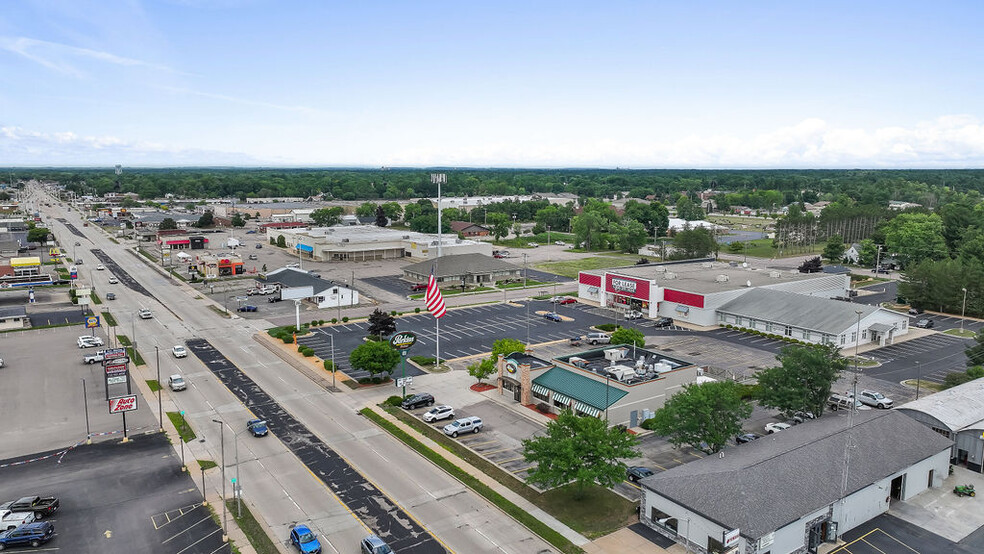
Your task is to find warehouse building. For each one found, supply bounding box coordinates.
[268,226,492,262]
[898,377,984,473]
[259,267,358,309]
[577,260,850,326]
[639,410,952,554]
[402,253,521,287]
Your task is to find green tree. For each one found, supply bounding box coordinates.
[230,213,245,227]
[194,211,214,228]
[755,344,848,418]
[488,213,510,241]
[366,308,396,338]
[467,358,496,385]
[380,202,403,221]
[616,220,649,253]
[646,381,752,453]
[728,241,744,253]
[310,207,344,227]
[572,211,606,250]
[858,239,879,267]
[610,327,644,347]
[27,227,49,245]
[966,331,984,367]
[276,235,286,248]
[121,197,139,208]
[822,234,846,263]
[522,410,640,499]
[675,196,706,221]
[349,340,400,378]
[491,337,527,359]
[671,226,718,259]
[883,213,948,267]
[356,202,378,217]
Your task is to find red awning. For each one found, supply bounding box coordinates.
[166,239,191,245]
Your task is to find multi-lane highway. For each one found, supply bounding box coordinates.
[37,192,555,554]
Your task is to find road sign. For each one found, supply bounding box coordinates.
[85,315,100,329]
[103,348,127,360]
[390,332,417,350]
[106,375,127,385]
[108,395,137,414]
[396,376,413,388]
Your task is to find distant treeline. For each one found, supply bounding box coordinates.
[6,168,983,204]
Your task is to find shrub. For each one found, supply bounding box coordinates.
[301,348,314,357]
[415,307,420,313]
[391,310,397,316]
[331,318,338,324]
[383,395,403,407]
[537,403,551,413]
[596,323,619,332]
[323,360,335,372]
[410,356,436,366]
[640,418,657,430]
[342,316,349,322]
[281,335,294,344]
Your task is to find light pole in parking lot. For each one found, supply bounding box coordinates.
[81,378,91,444]
[915,360,922,400]
[852,310,863,415]
[961,287,968,333]
[211,418,228,542]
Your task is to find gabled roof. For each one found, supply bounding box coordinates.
[641,410,952,540]
[403,253,519,277]
[717,288,884,334]
[532,367,627,410]
[449,221,489,232]
[261,268,339,292]
[897,377,984,432]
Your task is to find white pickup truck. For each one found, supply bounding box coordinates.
[0,509,36,531]
[83,350,106,364]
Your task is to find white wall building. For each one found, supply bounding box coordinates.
[260,268,358,309]
[639,411,952,554]
[898,377,984,473]
[267,226,492,262]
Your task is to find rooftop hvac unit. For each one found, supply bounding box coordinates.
[769,271,781,278]
[664,272,677,279]
[606,365,637,382]
[715,274,729,282]
[604,347,629,362]
[654,362,673,373]
[569,356,588,368]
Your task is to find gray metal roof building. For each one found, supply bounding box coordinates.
[898,377,984,472]
[402,253,522,286]
[717,288,880,335]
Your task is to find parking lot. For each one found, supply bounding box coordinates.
[0,432,229,554]
[832,513,976,554]
[865,333,971,383]
[0,325,157,460]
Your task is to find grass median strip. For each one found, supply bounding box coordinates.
[146,379,162,392]
[226,499,279,554]
[101,311,118,326]
[167,411,197,442]
[360,407,584,554]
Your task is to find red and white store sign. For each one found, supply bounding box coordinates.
[605,274,650,300]
[108,395,138,414]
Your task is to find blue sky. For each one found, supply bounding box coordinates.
[2,0,983,167]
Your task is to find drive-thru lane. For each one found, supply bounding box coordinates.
[186,338,447,554]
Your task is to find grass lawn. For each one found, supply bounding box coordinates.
[498,280,548,289]
[167,411,197,442]
[902,379,944,393]
[197,459,218,470]
[226,499,279,554]
[944,329,977,338]
[534,256,641,279]
[146,379,162,392]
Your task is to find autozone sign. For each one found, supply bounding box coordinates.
[610,278,637,293]
[108,395,138,414]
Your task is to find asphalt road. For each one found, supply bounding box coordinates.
[0,433,228,554]
[186,338,446,554]
[90,248,155,299]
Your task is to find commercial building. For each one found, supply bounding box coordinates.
[259,267,358,309]
[0,306,29,330]
[640,410,952,554]
[267,226,492,263]
[898,377,984,473]
[195,253,244,278]
[449,221,491,237]
[495,345,699,428]
[402,253,521,288]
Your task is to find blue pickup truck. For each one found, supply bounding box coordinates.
[0,521,55,548]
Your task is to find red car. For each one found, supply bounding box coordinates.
[559,297,577,305]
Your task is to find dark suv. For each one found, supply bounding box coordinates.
[0,521,55,548]
[401,393,435,410]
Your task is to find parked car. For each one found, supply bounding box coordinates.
[555,241,566,246]
[765,422,791,434]
[138,308,153,319]
[83,351,106,364]
[172,345,187,358]
[872,267,890,274]
[856,390,894,409]
[908,307,923,315]
[794,411,816,421]
[914,319,934,329]
[526,242,539,248]
[443,416,483,437]
[255,243,262,249]
[237,305,258,312]
[77,335,104,348]
[96,264,105,270]
[626,466,655,482]
[623,310,643,320]
[248,254,258,260]
[286,263,300,268]
[0,521,55,549]
[0,508,36,531]
[828,394,864,411]
[558,297,577,305]
[245,230,257,234]
[268,296,283,303]
[586,332,611,345]
[736,433,760,444]
[289,524,322,553]
[653,317,674,328]
[108,276,118,284]
[401,393,435,410]
[360,534,392,554]
[3,497,58,519]
[549,296,565,303]
[247,419,269,437]
[422,405,455,422]
[168,374,187,391]
[544,312,562,322]
[75,258,82,264]
[409,283,427,292]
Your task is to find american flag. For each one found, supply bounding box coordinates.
[424,269,446,318]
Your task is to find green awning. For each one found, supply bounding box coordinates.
[533,367,627,410]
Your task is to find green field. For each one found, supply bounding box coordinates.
[534,256,640,279]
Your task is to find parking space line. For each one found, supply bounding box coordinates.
[162,514,214,544]
[175,527,226,554]
[497,455,525,464]
[510,465,535,474]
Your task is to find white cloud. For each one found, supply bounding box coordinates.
[0,36,178,77]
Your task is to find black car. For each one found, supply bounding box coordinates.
[653,317,674,328]
[237,305,258,312]
[914,318,934,329]
[626,466,655,482]
[401,393,435,410]
[736,433,760,444]
[268,296,283,303]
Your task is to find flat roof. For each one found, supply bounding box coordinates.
[553,345,693,386]
[583,260,829,294]
[285,225,486,247]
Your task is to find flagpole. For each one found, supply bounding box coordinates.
[431,173,445,370]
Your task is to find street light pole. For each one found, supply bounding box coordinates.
[211,419,228,543]
[915,360,922,400]
[156,346,163,432]
[330,333,336,390]
[853,310,863,414]
[961,287,968,333]
[81,378,91,444]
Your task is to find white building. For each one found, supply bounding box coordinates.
[578,260,850,327]
[898,377,984,473]
[267,226,492,263]
[260,268,358,309]
[667,217,728,233]
[639,410,952,554]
